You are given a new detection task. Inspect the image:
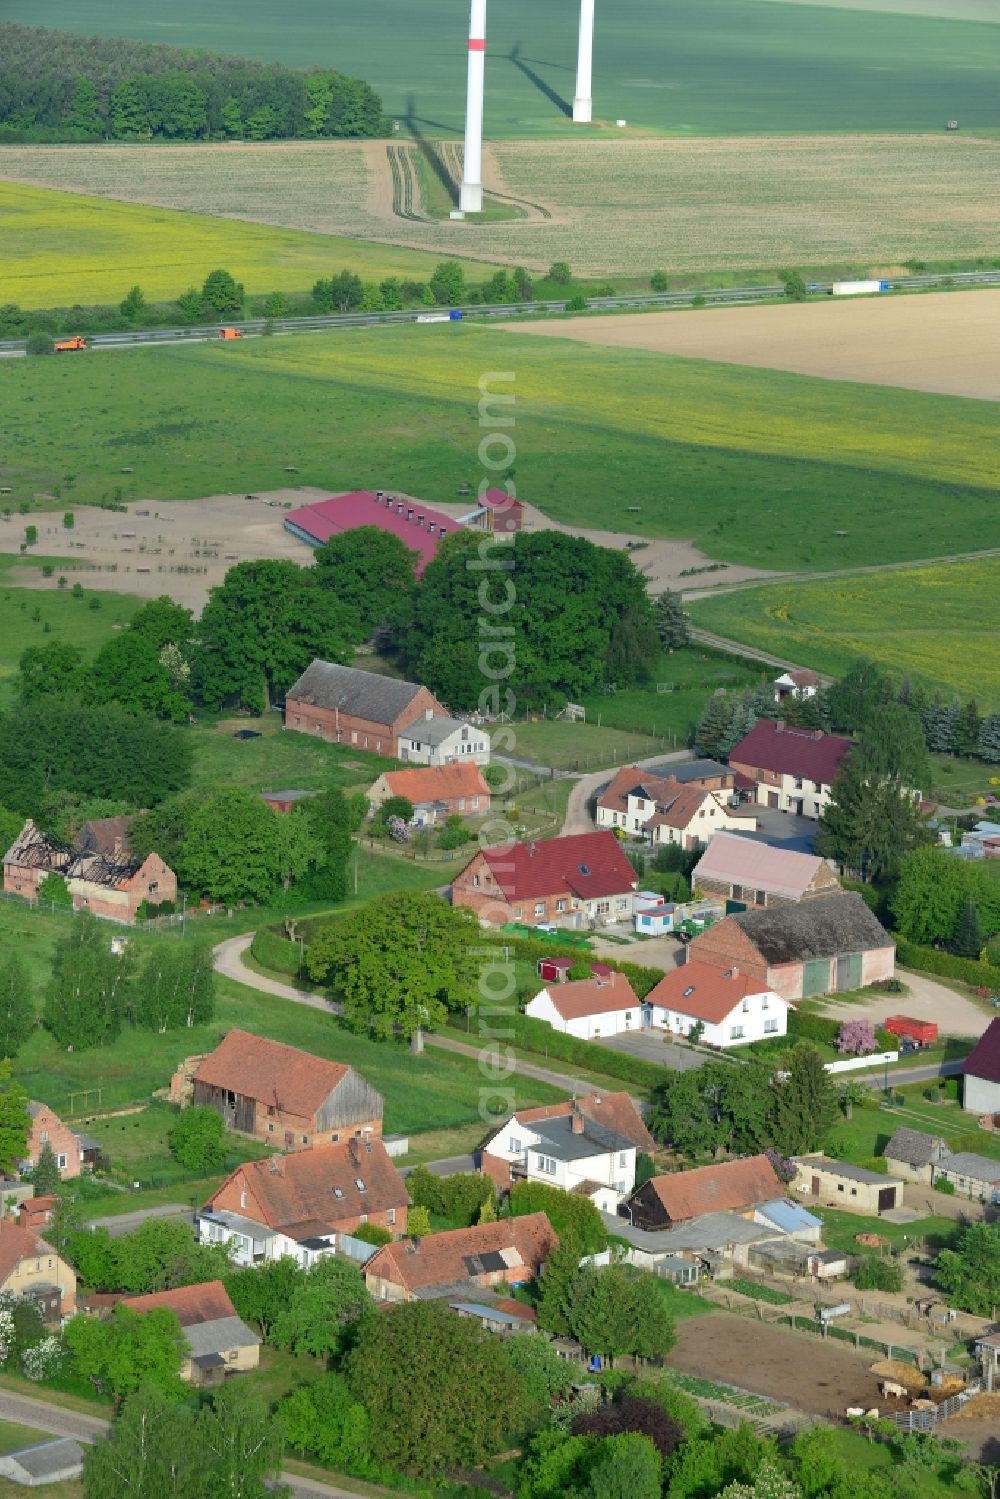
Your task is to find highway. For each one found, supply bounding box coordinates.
[4,269,1000,356]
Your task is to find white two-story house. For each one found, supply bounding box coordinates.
[397,712,491,766]
[644,960,789,1048]
[481,1103,638,1214]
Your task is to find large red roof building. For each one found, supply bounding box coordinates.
[284,490,456,575]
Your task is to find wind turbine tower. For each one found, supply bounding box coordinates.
[460,0,487,213]
[573,0,595,123]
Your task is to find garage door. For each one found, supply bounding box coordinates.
[801,958,830,997]
[836,952,863,991]
[877,1186,896,1214]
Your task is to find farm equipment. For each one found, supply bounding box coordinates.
[885,1015,938,1048]
[54,335,86,352]
[217,327,243,340]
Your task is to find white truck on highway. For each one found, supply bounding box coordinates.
[830,279,890,296]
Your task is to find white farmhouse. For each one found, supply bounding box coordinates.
[482,1102,638,1214]
[524,973,641,1041]
[397,712,490,766]
[644,960,788,1048]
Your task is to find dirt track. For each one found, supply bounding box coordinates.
[502,290,1000,402]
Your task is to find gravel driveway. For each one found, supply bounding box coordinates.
[819,970,994,1039]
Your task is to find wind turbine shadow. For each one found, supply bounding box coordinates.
[508,42,573,118]
[402,92,459,205]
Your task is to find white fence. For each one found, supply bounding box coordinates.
[825,1051,899,1075]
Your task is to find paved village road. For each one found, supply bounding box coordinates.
[0,1388,392,1498]
[213,936,610,1097]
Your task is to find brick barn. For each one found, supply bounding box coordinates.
[284,660,445,756]
[688,892,895,1001]
[3,820,175,924]
[364,1213,557,1302]
[189,1030,382,1151]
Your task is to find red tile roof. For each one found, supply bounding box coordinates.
[964,1018,1000,1087]
[285,491,454,575]
[503,1091,655,1151]
[646,961,772,1025]
[536,973,640,1022]
[126,1280,236,1326]
[637,1155,784,1223]
[729,721,852,785]
[0,1221,56,1287]
[193,1029,356,1118]
[208,1138,409,1233]
[365,1212,557,1293]
[381,763,490,806]
[478,831,636,903]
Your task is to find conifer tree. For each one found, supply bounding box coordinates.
[952,896,982,959]
[978,714,1000,764]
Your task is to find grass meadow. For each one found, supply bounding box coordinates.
[688,559,1000,706]
[0,899,565,1136]
[0,556,142,709]
[0,180,498,310]
[4,326,999,572]
[6,0,1000,137]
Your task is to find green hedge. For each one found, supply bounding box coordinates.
[504,1012,666,1090]
[788,1011,841,1045]
[895,939,999,988]
[250,928,302,977]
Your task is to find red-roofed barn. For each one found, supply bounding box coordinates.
[451,831,638,929]
[190,1030,383,1151]
[284,491,454,575]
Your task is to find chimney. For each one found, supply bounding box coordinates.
[396,501,404,515]
[570,1106,584,1135]
[528,842,537,857]
[376,490,384,503]
[416,514,425,528]
[112,837,124,861]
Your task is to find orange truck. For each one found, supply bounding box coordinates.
[54,336,87,352]
[217,327,243,340]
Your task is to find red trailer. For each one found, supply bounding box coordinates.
[885,1015,938,1047]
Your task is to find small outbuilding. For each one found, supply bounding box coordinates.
[0,1437,85,1487]
[931,1151,1000,1204]
[883,1127,950,1185]
[791,1155,903,1215]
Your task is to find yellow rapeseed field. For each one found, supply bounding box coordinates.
[689,559,1000,704]
[0,179,486,309]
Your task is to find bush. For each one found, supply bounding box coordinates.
[351,1223,392,1247]
[853,1255,903,1293]
[934,1176,956,1195]
[565,295,588,312]
[788,1010,840,1046]
[251,927,303,977]
[25,332,54,356]
[407,1167,494,1227]
[168,1106,228,1172]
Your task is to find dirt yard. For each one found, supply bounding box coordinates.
[669,1314,885,1416]
[503,290,1000,402]
[4,489,772,610]
[818,972,993,1039]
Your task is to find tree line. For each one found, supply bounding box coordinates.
[1,259,614,343]
[0,25,386,142]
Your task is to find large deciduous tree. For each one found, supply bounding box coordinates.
[195,560,352,712]
[0,1061,31,1175]
[312,526,419,641]
[345,1300,528,1475]
[402,530,656,711]
[178,788,318,905]
[935,1221,1000,1318]
[17,640,88,704]
[306,892,478,1040]
[135,941,216,1033]
[43,913,135,1050]
[0,954,34,1059]
[0,700,191,815]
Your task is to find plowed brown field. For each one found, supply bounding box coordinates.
[505,289,1000,401]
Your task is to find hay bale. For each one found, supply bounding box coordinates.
[947,1392,1000,1421]
[869,1359,927,1391]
